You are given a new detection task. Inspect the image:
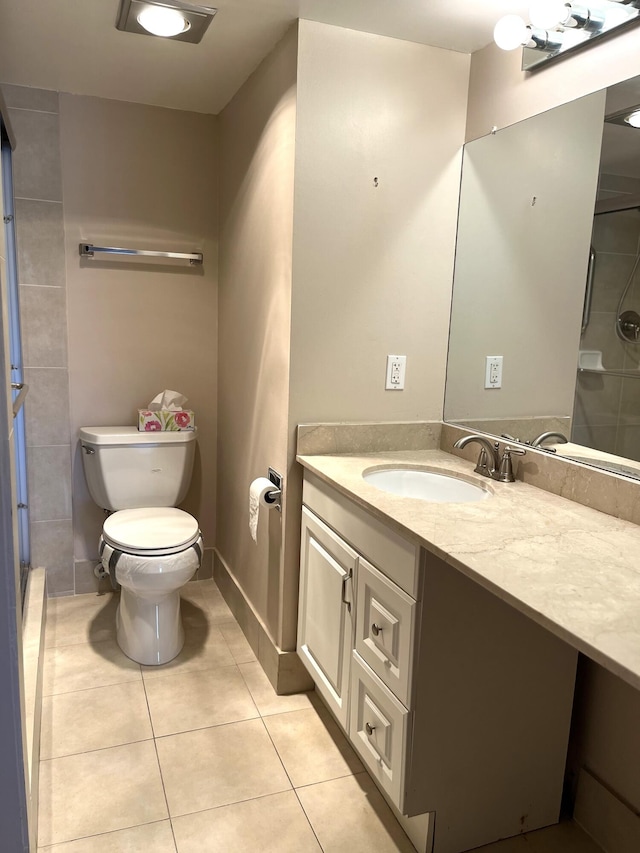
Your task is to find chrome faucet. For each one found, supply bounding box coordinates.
[454,435,499,478]
[530,431,568,448]
[453,434,526,483]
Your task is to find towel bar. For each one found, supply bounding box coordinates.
[79,243,203,265]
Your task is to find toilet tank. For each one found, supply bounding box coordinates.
[79,426,197,511]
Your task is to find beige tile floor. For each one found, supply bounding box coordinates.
[38,580,603,853]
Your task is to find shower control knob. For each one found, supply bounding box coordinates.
[618,311,640,343]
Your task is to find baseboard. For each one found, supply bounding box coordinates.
[213,550,313,695]
[22,567,47,852]
[574,767,640,853]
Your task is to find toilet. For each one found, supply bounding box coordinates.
[79,426,202,665]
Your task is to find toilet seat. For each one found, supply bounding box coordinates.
[102,507,200,556]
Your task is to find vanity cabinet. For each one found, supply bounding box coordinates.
[298,469,578,853]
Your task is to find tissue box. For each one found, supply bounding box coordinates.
[138,409,195,431]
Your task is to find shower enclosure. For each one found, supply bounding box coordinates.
[574,201,640,463]
[1,125,30,605]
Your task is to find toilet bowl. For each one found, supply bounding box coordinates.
[99,507,202,665]
[79,426,201,666]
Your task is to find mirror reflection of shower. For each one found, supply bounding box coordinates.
[574,197,640,464]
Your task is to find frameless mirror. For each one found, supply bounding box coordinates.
[444,73,640,480]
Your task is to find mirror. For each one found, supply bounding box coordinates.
[444,73,640,480]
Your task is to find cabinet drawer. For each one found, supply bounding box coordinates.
[350,652,410,813]
[303,471,419,597]
[356,558,416,707]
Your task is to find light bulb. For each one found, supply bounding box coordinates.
[529,0,570,29]
[625,110,640,128]
[137,6,190,37]
[494,15,531,50]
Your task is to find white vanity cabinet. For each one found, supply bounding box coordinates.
[298,469,579,853]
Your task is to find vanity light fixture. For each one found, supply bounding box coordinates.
[605,104,640,128]
[494,0,640,70]
[116,0,217,44]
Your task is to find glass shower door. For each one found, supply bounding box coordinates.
[2,136,30,605]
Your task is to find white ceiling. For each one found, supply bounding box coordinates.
[0,0,530,114]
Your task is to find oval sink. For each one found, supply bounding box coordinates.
[363,468,490,503]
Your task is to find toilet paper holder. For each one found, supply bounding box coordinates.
[265,468,282,512]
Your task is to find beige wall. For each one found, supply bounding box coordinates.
[279,21,470,651]
[217,22,470,654]
[217,26,297,646]
[466,29,640,141]
[60,95,218,574]
[291,21,470,426]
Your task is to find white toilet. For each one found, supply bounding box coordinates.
[79,426,202,665]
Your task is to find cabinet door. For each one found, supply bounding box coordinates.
[298,507,357,729]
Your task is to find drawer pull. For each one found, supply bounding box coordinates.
[365,722,376,736]
[371,623,383,637]
[341,569,352,613]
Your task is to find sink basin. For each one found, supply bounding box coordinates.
[363,468,490,503]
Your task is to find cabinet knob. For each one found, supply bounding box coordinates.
[371,623,382,636]
[365,722,376,736]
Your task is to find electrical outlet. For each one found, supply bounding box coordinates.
[485,356,503,389]
[386,355,406,390]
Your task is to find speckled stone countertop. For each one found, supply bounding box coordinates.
[297,448,640,692]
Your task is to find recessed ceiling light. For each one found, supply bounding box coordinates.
[116,0,217,44]
[137,7,190,37]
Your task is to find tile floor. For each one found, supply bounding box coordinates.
[38,580,602,853]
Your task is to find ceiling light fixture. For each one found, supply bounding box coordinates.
[116,0,217,44]
[494,0,640,70]
[137,6,190,37]
[605,105,640,128]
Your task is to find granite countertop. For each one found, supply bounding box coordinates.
[297,449,640,691]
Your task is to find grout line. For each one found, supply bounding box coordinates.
[141,670,179,850]
[6,105,58,115]
[292,786,325,851]
[36,818,175,851]
[19,283,64,289]
[13,195,62,204]
[153,713,267,743]
[42,673,142,700]
[40,732,155,763]
[259,712,300,794]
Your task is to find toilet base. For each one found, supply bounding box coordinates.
[116,587,185,665]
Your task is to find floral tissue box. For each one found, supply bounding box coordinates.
[138,409,195,431]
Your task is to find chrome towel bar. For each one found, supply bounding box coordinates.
[79,243,203,265]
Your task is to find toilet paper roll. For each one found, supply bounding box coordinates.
[249,477,278,542]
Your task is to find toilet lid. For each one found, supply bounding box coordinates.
[103,508,200,555]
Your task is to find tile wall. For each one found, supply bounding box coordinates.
[1,84,74,596]
[574,186,640,460]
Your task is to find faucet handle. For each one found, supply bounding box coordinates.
[504,444,526,456]
[497,445,526,483]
